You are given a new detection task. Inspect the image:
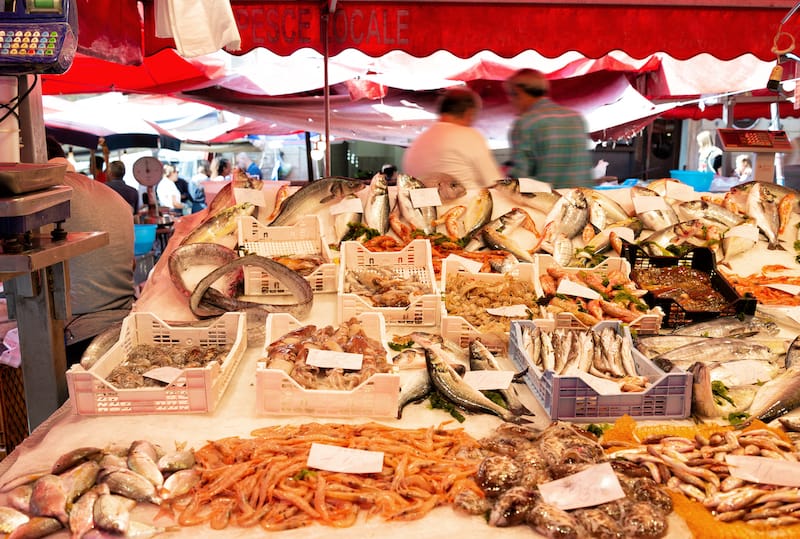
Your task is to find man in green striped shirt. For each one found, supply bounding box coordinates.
[506,68,593,190]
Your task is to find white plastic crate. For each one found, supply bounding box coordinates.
[441,258,537,353]
[509,319,691,422]
[534,254,662,334]
[67,312,246,415]
[256,312,400,418]
[338,239,439,326]
[238,215,337,294]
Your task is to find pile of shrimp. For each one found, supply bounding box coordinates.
[163,422,484,531]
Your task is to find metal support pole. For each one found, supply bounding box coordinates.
[322,10,331,176]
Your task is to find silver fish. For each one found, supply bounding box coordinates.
[676,199,745,228]
[59,460,100,504]
[69,483,109,539]
[745,364,800,425]
[635,335,710,358]
[270,176,365,226]
[492,178,562,215]
[689,362,757,420]
[397,368,432,419]
[99,469,161,505]
[787,335,800,369]
[651,337,774,372]
[638,219,724,257]
[778,415,800,432]
[468,339,531,416]
[80,324,122,370]
[0,506,29,534]
[482,227,534,263]
[395,174,437,234]
[720,225,758,266]
[672,315,780,338]
[6,516,62,538]
[729,181,800,214]
[424,341,515,422]
[180,202,256,248]
[462,188,493,239]
[93,493,136,535]
[189,254,313,320]
[745,181,784,250]
[332,194,362,243]
[630,185,679,231]
[546,188,589,239]
[51,447,103,476]
[157,450,195,473]
[127,442,163,489]
[363,173,390,234]
[160,469,200,501]
[575,187,630,231]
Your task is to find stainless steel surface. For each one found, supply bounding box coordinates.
[0,184,72,217]
[0,162,66,194]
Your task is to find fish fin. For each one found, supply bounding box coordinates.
[768,242,787,251]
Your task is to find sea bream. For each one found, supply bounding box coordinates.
[745,181,784,250]
[269,176,366,226]
[575,187,631,231]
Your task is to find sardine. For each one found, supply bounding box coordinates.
[270,176,365,226]
[462,189,493,239]
[424,342,516,422]
[492,179,562,215]
[672,315,780,338]
[630,185,679,231]
[745,182,784,250]
[0,506,29,534]
[363,173,390,234]
[99,469,161,505]
[180,202,256,248]
[676,199,745,228]
[744,364,800,425]
[332,195,363,243]
[397,368,432,419]
[468,339,531,416]
[395,174,437,234]
[93,493,136,535]
[189,254,313,320]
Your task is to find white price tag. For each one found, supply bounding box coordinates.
[486,304,530,318]
[665,181,698,200]
[306,349,364,370]
[233,187,267,207]
[144,367,185,386]
[726,455,800,487]
[607,226,635,244]
[632,195,669,213]
[766,283,800,296]
[463,370,515,391]
[445,254,483,274]
[556,279,601,300]
[329,196,364,215]
[538,462,626,510]
[307,443,384,474]
[409,188,442,208]
[726,224,760,241]
[518,177,552,193]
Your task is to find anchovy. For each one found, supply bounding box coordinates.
[676,199,745,228]
[180,202,255,248]
[395,174,437,234]
[468,339,531,416]
[363,173,390,234]
[270,176,365,226]
[630,185,679,231]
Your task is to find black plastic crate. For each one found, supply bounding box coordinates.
[621,243,756,328]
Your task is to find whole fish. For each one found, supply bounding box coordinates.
[778,415,800,432]
[689,362,757,419]
[362,173,390,234]
[786,335,800,369]
[424,341,516,422]
[50,447,103,476]
[492,178,561,215]
[0,506,29,534]
[157,450,195,474]
[59,460,101,504]
[80,323,122,370]
[436,175,468,201]
[571,218,643,266]
[466,207,537,252]
[127,441,163,489]
[69,483,109,539]
[635,335,709,358]
[93,493,136,535]
[482,227,535,263]
[395,174,437,234]
[720,225,759,267]
[638,219,725,257]
[6,516,62,539]
[180,202,256,248]
[745,181,784,250]
[468,339,531,416]
[270,176,366,226]
[167,243,240,299]
[672,315,780,338]
[676,199,745,228]
[332,194,363,242]
[28,474,68,525]
[744,364,800,425]
[630,185,679,231]
[575,187,630,231]
[728,181,800,215]
[189,254,313,320]
[206,170,263,217]
[397,368,432,419]
[160,469,201,501]
[651,337,775,372]
[544,188,589,239]
[99,469,160,505]
[461,188,493,239]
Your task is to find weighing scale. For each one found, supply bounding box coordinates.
[133,155,173,226]
[0,0,77,75]
[717,128,794,183]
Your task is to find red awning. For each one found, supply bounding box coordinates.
[142,1,798,62]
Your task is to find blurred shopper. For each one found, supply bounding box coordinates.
[402,87,502,190]
[505,68,592,189]
[210,157,232,182]
[697,130,723,175]
[46,136,135,366]
[190,159,210,213]
[156,163,185,212]
[734,155,753,182]
[105,160,140,214]
[270,150,292,181]
[236,152,263,179]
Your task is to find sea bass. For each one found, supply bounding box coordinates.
[676,199,746,228]
[630,185,679,231]
[745,181,784,250]
[180,202,255,248]
[651,337,775,372]
[671,315,780,338]
[363,172,390,234]
[270,176,365,226]
[575,187,630,231]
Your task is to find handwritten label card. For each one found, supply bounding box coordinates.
[766,284,800,296]
[726,224,760,241]
[409,188,442,208]
[329,196,364,215]
[486,305,530,318]
[518,177,552,193]
[445,254,483,274]
[233,187,267,207]
[306,349,364,370]
[556,279,601,300]
[144,367,185,386]
[307,443,384,474]
[463,370,515,391]
[538,462,626,510]
[726,455,800,487]
[632,195,669,214]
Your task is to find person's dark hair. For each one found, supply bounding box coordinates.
[108,160,125,179]
[93,155,105,169]
[381,163,397,178]
[507,68,550,97]
[46,136,66,160]
[438,88,480,117]
[216,158,230,176]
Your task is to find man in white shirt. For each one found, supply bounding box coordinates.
[402,87,503,190]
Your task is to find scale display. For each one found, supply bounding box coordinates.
[717,128,794,153]
[0,0,76,75]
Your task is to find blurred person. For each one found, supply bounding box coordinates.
[210,157,232,182]
[402,87,502,190]
[697,130,723,175]
[91,154,107,183]
[190,159,210,213]
[381,163,398,185]
[505,68,593,189]
[175,173,193,213]
[236,152,263,179]
[46,136,135,366]
[156,163,185,212]
[270,150,293,181]
[735,154,753,182]
[105,160,140,214]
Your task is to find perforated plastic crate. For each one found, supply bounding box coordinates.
[256,312,400,418]
[509,319,692,422]
[238,215,337,294]
[66,312,246,415]
[338,239,439,326]
[440,257,537,353]
[534,254,663,334]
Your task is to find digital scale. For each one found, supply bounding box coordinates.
[0,0,77,75]
[717,128,794,183]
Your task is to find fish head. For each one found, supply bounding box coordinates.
[369,172,388,192]
[492,178,519,193]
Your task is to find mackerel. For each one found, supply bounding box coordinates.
[270,176,365,226]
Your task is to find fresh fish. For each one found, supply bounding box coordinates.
[728,181,800,215]
[69,483,109,539]
[646,178,683,199]
[720,225,758,266]
[160,469,200,500]
[638,219,725,257]
[575,187,630,231]
[745,181,784,250]
[180,202,256,248]
[363,173,390,234]
[489,253,520,274]
[0,506,29,534]
[0,471,49,495]
[672,315,780,338]
[461,188,493,239]
[424,341,516,422]
[544,188,589,239]
[689,362,757,419]
[744,364,800,425]
[394,174,437,234]
[6,484,32,514]
[157,450,195,473]
[549,232,574,267]
[206,170,263,217]
[468,339,531,416]
[466,207,538,252]
[676,199,745,228]
[82,520,173,539]
[786,335,800,369]
[28,474,68,525]
[80,324,122,370]
[189,254,313,320]
[93,493,136,535]
[99,469,161,505]
[127,441,163,489]
[708,359,780,387]
[265,183,292,222]
[397,368,432,419]
[482,227,534,263]
[651,337,775,372]
[270,176,365,226]
[492,178,562,215]
[168,242,240,299]
[6,516,62,539]
[778,415,800,432]
[635,335,710,358]
[630,185,679,231]
[59,460,100,504]
[332,194,362,243]
[51,447,103,476]
[572,218,643,266]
